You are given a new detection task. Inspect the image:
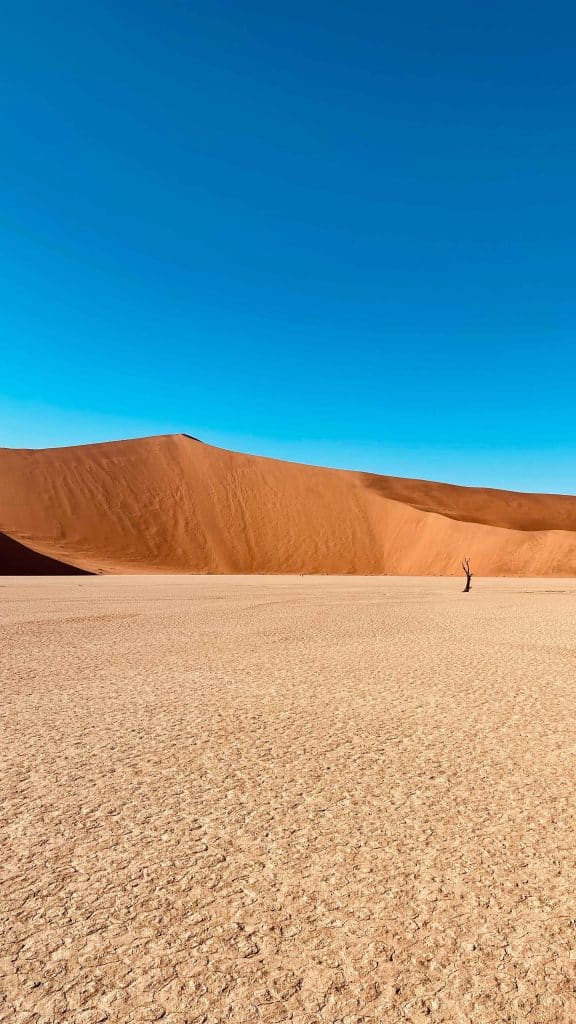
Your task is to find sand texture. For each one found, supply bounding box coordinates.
[3,574,576,1023]
[2,434,576,575]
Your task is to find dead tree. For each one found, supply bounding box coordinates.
[461,557,472,593]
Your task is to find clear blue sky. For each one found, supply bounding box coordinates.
[1,1,575,491]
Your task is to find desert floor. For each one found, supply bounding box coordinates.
[2,576,576,1024]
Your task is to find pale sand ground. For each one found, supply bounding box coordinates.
[2,576,576,1024]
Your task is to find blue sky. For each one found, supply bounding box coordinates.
[1,1,575,491]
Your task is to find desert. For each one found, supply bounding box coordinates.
[2,435,576,576]
[4,1,575,1019]
[3,574,576,1022]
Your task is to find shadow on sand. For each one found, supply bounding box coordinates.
[0,531,91,575]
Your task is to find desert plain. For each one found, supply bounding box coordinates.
[2,574,576,1023]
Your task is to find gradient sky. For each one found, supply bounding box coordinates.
[1,1,576,491]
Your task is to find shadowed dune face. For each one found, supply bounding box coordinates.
[0,531,90,575]
[1,433,576,575]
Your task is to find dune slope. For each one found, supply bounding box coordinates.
[1,433,576,575]
[0,531,91,575]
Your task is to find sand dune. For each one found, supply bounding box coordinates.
[1,433,576,575]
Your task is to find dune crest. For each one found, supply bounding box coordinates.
[1,433,576,575]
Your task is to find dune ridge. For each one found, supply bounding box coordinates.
[1,433,576,575]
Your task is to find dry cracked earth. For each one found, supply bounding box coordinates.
[2,575,576,1024]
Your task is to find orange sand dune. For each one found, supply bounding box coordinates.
[1,433,576,575]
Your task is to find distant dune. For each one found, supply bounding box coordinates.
[1,433,576,575]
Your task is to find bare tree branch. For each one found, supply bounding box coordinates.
[462,557,472,592]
